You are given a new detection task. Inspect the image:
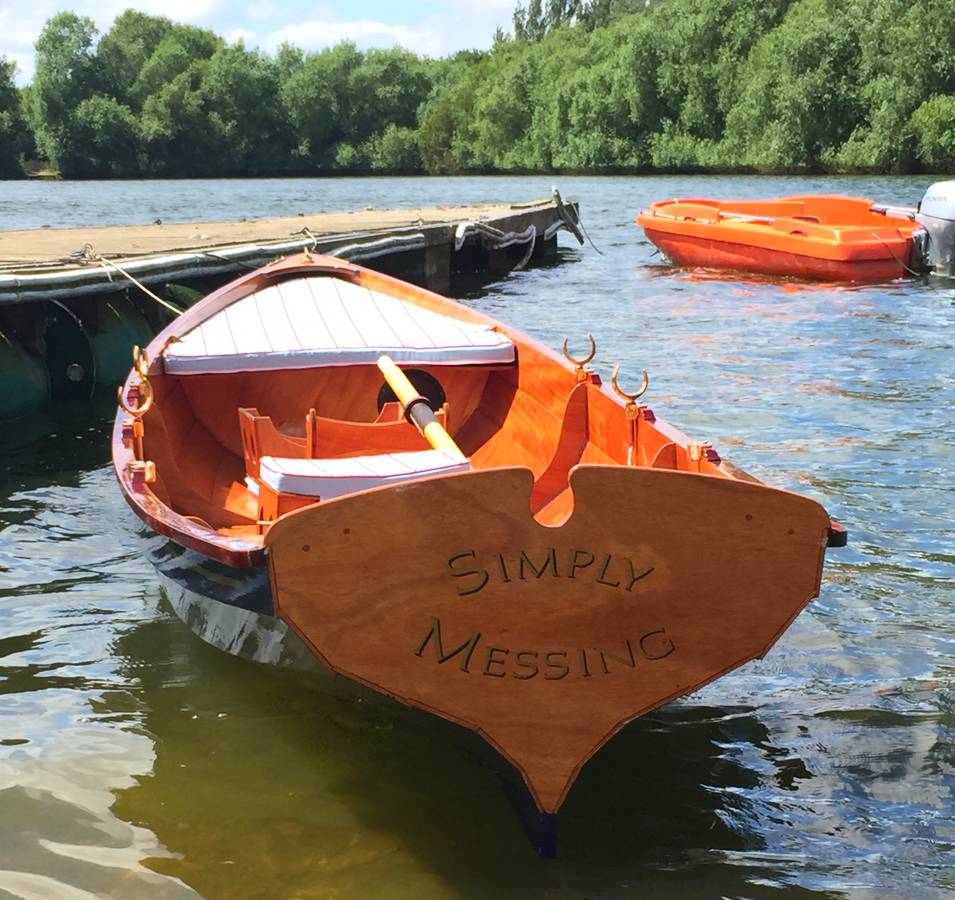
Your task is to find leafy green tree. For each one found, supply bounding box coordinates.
[15,0,955,179]
[468,49,538,169]
[652,0,791,167]
[280,43,430,170]
[514,0,642,39]
[333,141,368,171]
[275,42,304,82]
[138,62,209,174]
[70,95,139,175]
[534,21,656,169]
[718,0,861,169]
[198,43,292,174]
[280,45,352,165]
[367,123,421,171]
[28,12,101,172]
[909,95,955,170]
[97,10,172,108]
[513,0,546,41]
[833,0,955,171]
[0,58,30,177]
[348,48,430,145]
[417,51,487,172]
[578,0,645,30]
[130,24,221,109]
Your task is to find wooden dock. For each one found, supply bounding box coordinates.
[0,197,581,304]
[0,196,581,419]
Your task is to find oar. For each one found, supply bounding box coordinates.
[376,355,467,461]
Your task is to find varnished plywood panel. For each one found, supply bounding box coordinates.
[267,465,830,813]
[176,366,492,460]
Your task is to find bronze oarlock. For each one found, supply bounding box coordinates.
[611,365,649,416]
[563,333,596,380]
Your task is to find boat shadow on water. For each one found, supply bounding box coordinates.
[103,592,823,898]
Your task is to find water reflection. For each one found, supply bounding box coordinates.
[108,594,834,898]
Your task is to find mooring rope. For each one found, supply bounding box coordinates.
[575,211,604,256]
[292,226,320,249]
[553,186,602,255]
[74,243,183,315]
[870,232,923,278]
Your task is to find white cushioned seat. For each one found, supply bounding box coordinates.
[258,449,470,499]
[163,276,515,374]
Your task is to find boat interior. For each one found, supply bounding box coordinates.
[645,195,917,238]
[126,266,724,543]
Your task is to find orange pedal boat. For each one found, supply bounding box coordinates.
[113,252,845,854]
[637,194,919,281]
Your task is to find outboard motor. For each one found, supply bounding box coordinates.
[915,180,955,276]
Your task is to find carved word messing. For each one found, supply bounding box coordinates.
[447,547,654,597]
[415,617,676,680]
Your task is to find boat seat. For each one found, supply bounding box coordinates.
[258,449,471,500]
[238,404,446,478]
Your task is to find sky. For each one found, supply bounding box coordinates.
[0,0,517,84]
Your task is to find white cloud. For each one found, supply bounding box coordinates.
[227,28,258,45]
[98,0,224,25]
[0,0,225,83]
[1,0,514,85]
[1,49,32,80]
[266,18,424,53]
[264,1,514,58]
[245,2,277,22]
[0,4,62,83]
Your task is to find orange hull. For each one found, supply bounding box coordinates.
[637,195,916,281]
[112,253,845,833]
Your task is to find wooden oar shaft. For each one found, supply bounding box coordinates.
[376,355,466,460]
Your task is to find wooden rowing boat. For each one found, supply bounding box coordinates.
[112,252,845,853]
[637,195,917,281]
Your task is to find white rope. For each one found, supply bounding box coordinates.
[553,186,599,254]
[77,244,182,315]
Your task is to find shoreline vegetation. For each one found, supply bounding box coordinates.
[1,0,954,182]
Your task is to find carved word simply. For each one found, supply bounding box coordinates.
[447,547,653,597]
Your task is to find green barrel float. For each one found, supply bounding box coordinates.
[0,328,50,419]
[88,296,155,389]
[43,301,97,402]
[164,282,202,309]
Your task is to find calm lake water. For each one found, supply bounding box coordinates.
[1,175,953,898]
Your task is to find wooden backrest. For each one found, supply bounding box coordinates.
[238,407,263,478]
[239,407,308,478]
[304,403,448,459]
[239,404,454,483]
[374,402,403,423]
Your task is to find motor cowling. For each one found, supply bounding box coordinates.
[915,180,955,275]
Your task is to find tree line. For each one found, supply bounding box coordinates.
[1,0,953,179]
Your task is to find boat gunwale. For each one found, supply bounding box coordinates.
[112,252,845,567]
